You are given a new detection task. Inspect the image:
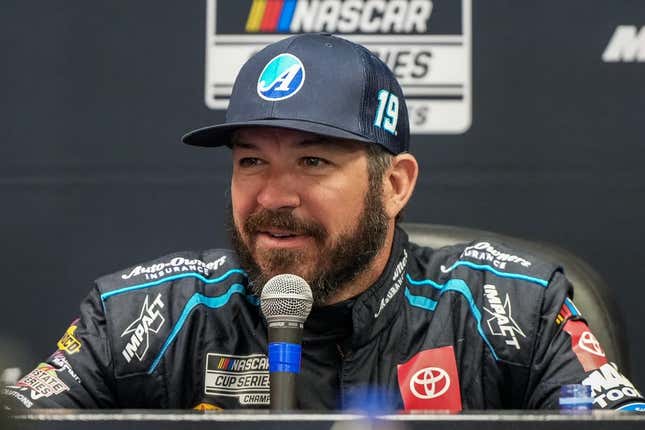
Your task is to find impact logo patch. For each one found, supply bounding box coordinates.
[120,294,165,363]
[257,53,305,101]
[204,353,270,406]
[482,284,526,350]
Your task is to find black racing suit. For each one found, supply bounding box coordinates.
[3,227,644,410]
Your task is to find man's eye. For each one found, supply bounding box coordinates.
[301,157,327,167]
[238,158,262,167]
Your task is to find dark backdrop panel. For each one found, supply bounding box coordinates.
[2,0,645,395]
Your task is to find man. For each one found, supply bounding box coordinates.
[3,33,644,411]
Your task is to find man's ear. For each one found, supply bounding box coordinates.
[383,153,419,219]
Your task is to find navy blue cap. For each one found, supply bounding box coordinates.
[182,33,409,155]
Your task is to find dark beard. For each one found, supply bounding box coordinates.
[229,185,389,305]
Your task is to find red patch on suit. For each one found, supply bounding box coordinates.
[555,302,573,325]
[397,345,462,412]
[562,319,607,372]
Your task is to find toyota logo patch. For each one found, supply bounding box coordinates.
[410,367,451,399]
[563,319,608,372]
[397,345,462,411]
[578,331,605,357]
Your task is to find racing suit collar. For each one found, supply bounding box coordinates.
[304,298,355,342]
[350,225,409,347]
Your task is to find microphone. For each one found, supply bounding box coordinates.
[260,274,313,410]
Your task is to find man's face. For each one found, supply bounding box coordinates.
[229,127,388,305]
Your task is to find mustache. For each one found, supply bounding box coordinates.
[243,209,327,242]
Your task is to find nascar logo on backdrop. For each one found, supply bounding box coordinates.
[205,0,472,134]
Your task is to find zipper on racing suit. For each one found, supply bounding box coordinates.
[336,342,351,409]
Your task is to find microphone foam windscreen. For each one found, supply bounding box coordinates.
[260,274,313,324]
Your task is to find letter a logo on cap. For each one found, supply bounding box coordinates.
[257,53,305,101]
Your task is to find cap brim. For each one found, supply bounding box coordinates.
[181,119,374,147]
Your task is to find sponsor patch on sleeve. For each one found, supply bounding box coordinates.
[57,319,82,355]
[583,363,643,409]
[397,345,462,412]
[562,319,607,372]
[49,351,82,384]
[16,363,70,400]
[2,387,34,408]
[556,298,580,326]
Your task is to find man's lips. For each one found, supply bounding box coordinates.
[255,229,312,248]
[261,228,299,238]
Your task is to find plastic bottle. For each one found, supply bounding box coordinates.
[559,384,593,411]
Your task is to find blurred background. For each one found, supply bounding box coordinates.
[2,0,645,394]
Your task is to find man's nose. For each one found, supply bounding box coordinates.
[256,170,301,211]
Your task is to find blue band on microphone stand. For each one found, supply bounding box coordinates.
[268,342,301,373]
